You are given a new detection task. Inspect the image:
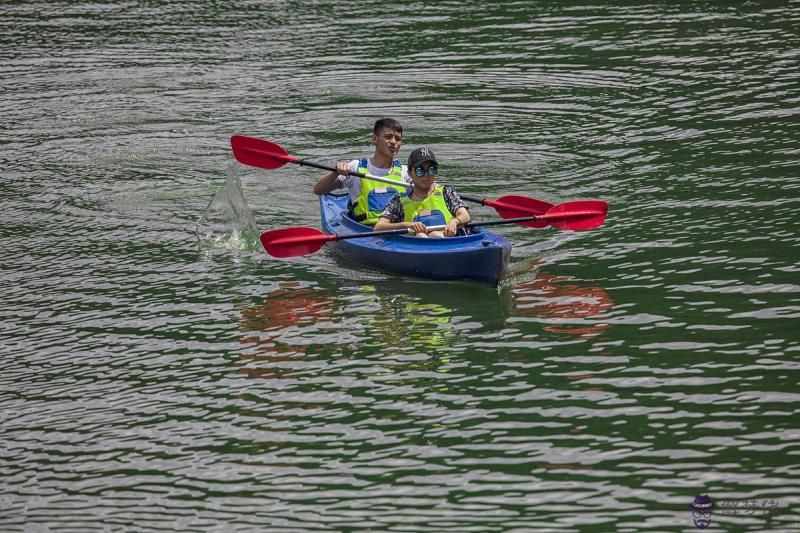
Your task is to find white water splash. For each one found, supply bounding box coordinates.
[196,166,259,252]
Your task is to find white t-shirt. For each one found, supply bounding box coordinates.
[337,158,411,201]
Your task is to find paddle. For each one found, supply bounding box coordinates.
[260,201,608,258]
[458,194,554,228]
[230,135,556,224]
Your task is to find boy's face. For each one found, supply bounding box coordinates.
[372,127,402,157]
[411,162,437,189]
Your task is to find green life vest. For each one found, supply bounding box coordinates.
[400,185,453,226]
[351,158,406,225]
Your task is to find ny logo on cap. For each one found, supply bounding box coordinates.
[420,147,431,157]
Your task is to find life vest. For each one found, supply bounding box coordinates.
[351,158,406,225]
[400,185,453,226]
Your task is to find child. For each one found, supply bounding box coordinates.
[313,118,411,225]
[374,147,470,238]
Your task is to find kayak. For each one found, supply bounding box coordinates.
[319,193,512,286]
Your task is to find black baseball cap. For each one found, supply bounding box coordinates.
[407,147,437,168]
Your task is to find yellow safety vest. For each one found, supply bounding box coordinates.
[400,185,453,226]
[351,158,406,225]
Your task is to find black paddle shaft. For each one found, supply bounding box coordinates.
[298,159,380,183]
[297,159,339,173]
[299,159,504,203]
[459,193,488,204]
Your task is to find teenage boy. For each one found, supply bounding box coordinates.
[313,118,410,225]
[374,147,470,238]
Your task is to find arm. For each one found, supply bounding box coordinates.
[374,217,426,233]
[373,196,426,233]
[442,185,471,237]
[312,162,350,195]
[444,206,471,237]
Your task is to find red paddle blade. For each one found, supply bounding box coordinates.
[539,201,608,230]
[259,227,336,258]
[231,135,299,169]
[486,195,554,228]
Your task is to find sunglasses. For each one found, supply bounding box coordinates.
[413,165,438,177]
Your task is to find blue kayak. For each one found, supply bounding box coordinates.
[320,194,512,286]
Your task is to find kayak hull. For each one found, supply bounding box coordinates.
[320,194,511,287]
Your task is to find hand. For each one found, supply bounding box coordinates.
[336,162,349,177]
[407,221,426,234]
[444,219,460,237]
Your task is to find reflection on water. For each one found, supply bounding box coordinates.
[353,284,459,354]
[509,273,614,337]
[238,282,335,378]
[237,281,463,377]
[238,272,614,378]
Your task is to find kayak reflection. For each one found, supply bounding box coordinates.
[238,273,611,350]
[235,273,610,380]
[236,280,480,379]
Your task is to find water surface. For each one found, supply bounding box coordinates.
[2,1,799,531]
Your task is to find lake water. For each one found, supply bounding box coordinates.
[2,1,799,531]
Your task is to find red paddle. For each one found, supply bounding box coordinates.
[543,200,609,230]
[230,135,557,222]
[260,201,608,258]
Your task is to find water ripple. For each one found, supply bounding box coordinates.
[2,0,800,531]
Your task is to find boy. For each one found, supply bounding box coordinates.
[374,147,470,238]
[313,118,411,225]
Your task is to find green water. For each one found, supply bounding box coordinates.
[2,1,799,531]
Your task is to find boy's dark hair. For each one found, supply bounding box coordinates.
[373,118,403,135]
